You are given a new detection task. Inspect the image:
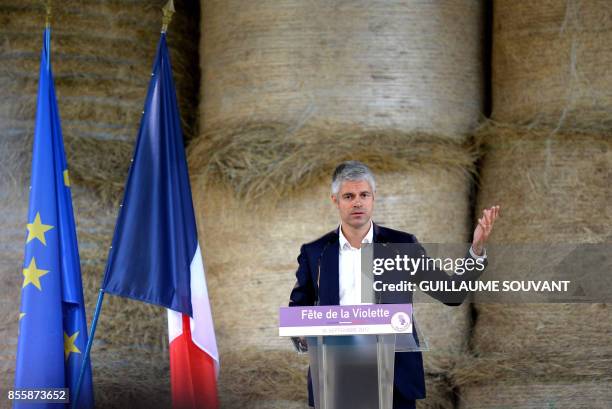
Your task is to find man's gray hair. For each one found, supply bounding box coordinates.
[331,161,376,196]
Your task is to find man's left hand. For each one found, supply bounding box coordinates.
[472,205,500,256]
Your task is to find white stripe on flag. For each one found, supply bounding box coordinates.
[167,307,183,342]
[167,244,219,370]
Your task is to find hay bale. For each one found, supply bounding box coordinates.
[0,131,32,193]
[90,347,171,409]
[0,190,29,408]
[190,126,477,202]
[247,401,309,409]
[196,0,484,197]
[474,124,611,243]
[492,0,612,130]
[468,303,612,379]
[417,375,454,409]
[194,159,474,406]
[456,125,612,402]
[457,381,612,409]
[0,299,20,409]
[200,0,484,138]
[0,0,199,200]
[217,349,309,408]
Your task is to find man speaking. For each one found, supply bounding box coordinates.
[288,161,499,409]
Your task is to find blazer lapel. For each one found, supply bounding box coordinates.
[318,232,339,306]
[373,222,388,244]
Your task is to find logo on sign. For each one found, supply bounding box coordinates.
[390,312,411,332]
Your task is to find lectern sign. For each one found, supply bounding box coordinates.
[279,304,412,336]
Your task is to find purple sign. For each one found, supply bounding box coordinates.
[279,304,412,336]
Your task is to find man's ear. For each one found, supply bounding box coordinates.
[331,194,338,207]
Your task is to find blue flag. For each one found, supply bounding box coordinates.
[101,33,196,316]
[14,28,94,409]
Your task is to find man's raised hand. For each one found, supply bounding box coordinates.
[471,205,500,256]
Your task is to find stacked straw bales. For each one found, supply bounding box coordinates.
[0,0,198,199]
[458,381,612,409]
[491,0,612,131]
[456,0,612,405]
[0,2,199,408]
[455,128,612,408]
[194,0,484,198]
[194,0,485,407]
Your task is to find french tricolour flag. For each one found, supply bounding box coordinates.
[167,246,219,409]
[101,32,219,409]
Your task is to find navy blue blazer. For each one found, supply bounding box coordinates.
[288,223,486,404]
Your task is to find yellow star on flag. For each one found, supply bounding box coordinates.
[64,331,81,360]
[22,258,49,290]
[19,313,26,321]
[26,212,53,246]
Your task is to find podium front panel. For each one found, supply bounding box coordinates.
[307,335,395,409]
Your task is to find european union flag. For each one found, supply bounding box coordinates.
[14,28,94,409]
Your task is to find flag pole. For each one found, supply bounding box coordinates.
[45,1,51,72]
[45,1,51,28]
[73,3,176,407]
[72,289,105,409]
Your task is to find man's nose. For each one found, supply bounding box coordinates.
[353,199,362,208]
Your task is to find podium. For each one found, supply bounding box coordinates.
[280,304,427,409]
[305,330,426,409]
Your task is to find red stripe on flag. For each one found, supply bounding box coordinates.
[169,314,219,409]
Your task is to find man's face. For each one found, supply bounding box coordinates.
[332,179,375,230]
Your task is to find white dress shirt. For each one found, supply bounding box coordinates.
[338,221,373,305]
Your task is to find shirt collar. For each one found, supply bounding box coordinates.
[339,220,374,250]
